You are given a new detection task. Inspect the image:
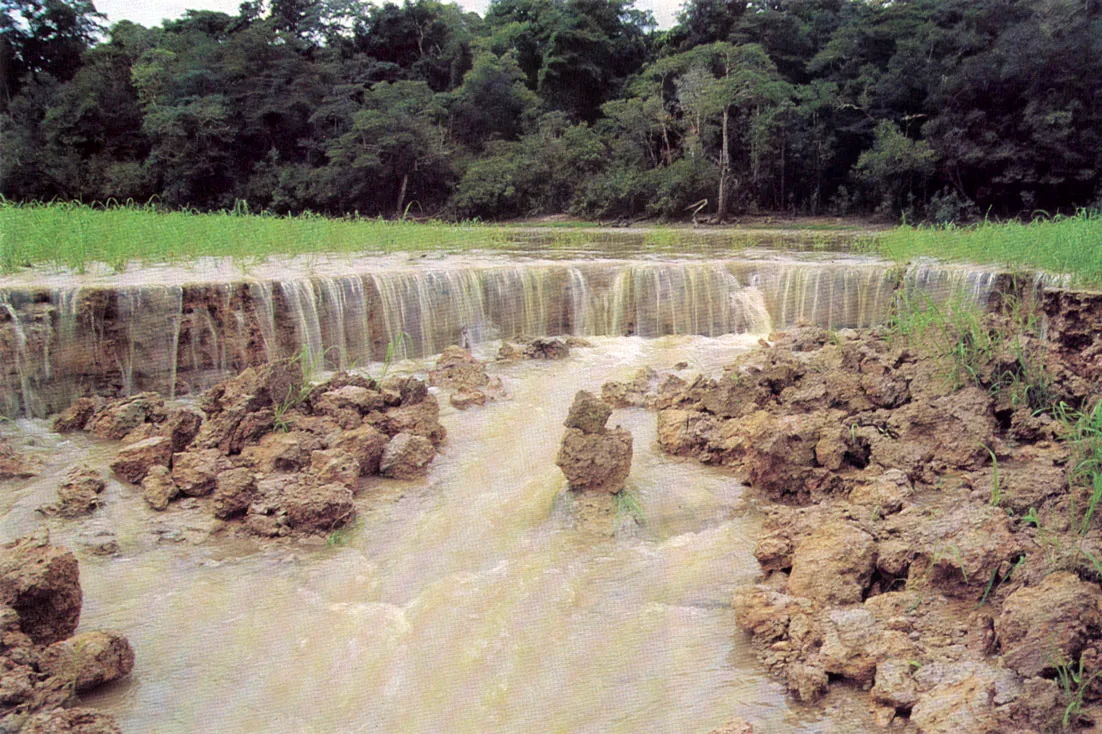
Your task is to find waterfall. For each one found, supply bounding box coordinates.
[1,296,35,418]
[0,257,1026,417]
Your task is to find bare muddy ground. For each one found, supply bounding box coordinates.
[0,336,886,733]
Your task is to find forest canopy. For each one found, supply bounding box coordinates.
[2,0,1100,222]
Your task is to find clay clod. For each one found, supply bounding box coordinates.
[555,390,632,493]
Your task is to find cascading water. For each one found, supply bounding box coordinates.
[0,295,35,418]
[0,255,1012,417]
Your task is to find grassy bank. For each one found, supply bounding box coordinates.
[0,201,519,273]
[0,202,870,272]
[866,211,1102,288]
[3,202,1100,285]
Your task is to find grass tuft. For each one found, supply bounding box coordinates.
[1053,652,1101,728]
[613,489,646,534]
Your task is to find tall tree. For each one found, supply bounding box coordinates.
[321,79,452,215]
[486,0,654,121]
[448,48,538,150]
[1,0,104,103]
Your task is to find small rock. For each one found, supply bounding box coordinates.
[449,387,487,410]
[201,359,303,417]
[563,391,612,434]
[110,436,172,484]
[375,394,446,445]
[211,468,256,520]
[848,470,913,515]
[328,424,388,476]
[787,661,829,702]
[995,571,1102,677]
[244,512,282,538]
[20,708,122,734]
[0,533,82,645]
[379,433,436,479]
[160,407,203,453]
[787,519,877,605]
[555,427,633,493]
[120,423,159,445]
[240,431,321,473]
[51,397,105,433]
[281,482,355,533]
[171,449,230,497]
[871,658,919,711]
[39,630,134,692]
[0,437,41,480]
[140,465,178,511]
[524,338,570,360]
[308,448,360,491]
[52,466,105,517]
[380,376,428,406]
[909,666,1001,734]
[313,385,385,417]
[497,342,523,361]
[86,392,165,440]
[429,346,489,390]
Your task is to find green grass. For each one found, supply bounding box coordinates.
[613,489,646,533]
[0,201,761,271]
[6,201,1101,283]
[325,517,362,548]
[0,200,515,273]
[1053,652,1101,728]
[886,291,1002,391]
[886,284,1053,408]
[1054,401,1102,538]
[864,210,1102,288]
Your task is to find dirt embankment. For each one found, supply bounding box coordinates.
[608,289,1102,732]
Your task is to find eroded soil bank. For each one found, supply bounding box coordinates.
[2,283,1098,732]
[605,287,1102,732]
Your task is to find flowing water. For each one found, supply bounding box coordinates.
[0,335,874,733]
[0,251,1003,418]
[0,243,1024,731]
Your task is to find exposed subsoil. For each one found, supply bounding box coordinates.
[601,288,1102,732]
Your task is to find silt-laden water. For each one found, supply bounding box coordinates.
[2,336,866,732]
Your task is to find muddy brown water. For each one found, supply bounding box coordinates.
[0,335,880,733]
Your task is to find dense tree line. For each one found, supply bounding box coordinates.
[2,0,1100,221]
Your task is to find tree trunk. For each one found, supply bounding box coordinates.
[779,135,786,211]
[717,105,731,223]
[395,173,409,219]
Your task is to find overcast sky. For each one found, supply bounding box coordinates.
[94,0,681,32]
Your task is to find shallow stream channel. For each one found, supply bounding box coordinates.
[0,245,1008,732]
[0,334,877,733]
